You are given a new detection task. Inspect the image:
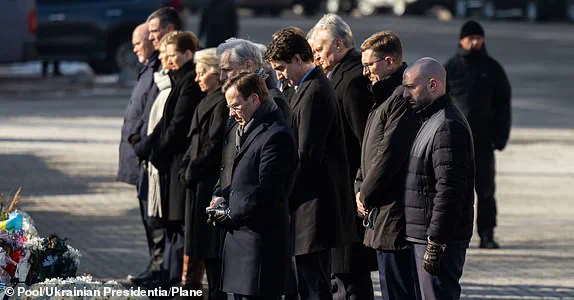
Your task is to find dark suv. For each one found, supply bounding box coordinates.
[37,0,181,74]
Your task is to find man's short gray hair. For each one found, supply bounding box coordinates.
[216,38,263,69]
[313,13,353,48]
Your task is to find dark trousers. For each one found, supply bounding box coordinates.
[163,221,185,286]
[295,250,333,300]
[475,149,497,232]
[137,167,165,273]
[377,248,418,300]
[206,258,227,300]
[331,272,373,300]
[412,243,467,300]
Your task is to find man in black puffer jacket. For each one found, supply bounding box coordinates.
[403,58,475,300]
[445,20,511,249]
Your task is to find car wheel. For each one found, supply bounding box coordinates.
[567,0,574,22]
[482,0,496,19]
[525,0,540,22]
[455,0,468,18]
[358,1,376,16]
[393,0,407,16]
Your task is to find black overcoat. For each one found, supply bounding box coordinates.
[180,90,228,259]
[288,67,358,256]
[213,87,290,199]
[150,61,205,221]
[328,49,376,273]
[221,107,297,296]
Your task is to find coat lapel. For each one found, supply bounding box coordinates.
[329,49,361,91]
[291,67,320,109]
[235,122,267,160]
[232,122,268,178]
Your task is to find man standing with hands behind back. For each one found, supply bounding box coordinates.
[445,20,511,249]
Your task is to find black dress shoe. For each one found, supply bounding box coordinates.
[134,271,163,287]
[479,239,500,249]
[479,229,500,249]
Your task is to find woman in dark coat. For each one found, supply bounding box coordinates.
[179,48,228,299]
[148,31,204,287]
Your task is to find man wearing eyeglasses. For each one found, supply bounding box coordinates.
[355,31,419,300]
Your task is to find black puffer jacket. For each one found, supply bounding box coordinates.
[405,95,475,245]
[445,47,511,150]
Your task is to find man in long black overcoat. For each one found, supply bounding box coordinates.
[265,29,358,300]
[308,15,377,299]
[210,73,297,300]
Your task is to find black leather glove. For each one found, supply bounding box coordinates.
[128,134,141,147]
[423,238,445,275]
[206,205,234,229]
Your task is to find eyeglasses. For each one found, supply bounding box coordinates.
[362,57,386,70]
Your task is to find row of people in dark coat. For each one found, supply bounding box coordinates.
[117,7,510,299]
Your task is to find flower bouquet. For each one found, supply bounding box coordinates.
[0,187,81,296]
[24,234,81,285]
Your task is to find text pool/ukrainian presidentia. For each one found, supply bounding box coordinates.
[16,286,203,297]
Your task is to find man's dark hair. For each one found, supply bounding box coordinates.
[223,72,270,103]
[272,26,305,40]
[166,31,199,54]
[147,7,182,30]
[264,29,313,63]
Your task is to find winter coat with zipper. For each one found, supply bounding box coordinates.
[355,63,419,251]
[404,94,475,245]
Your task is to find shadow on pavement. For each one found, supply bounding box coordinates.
[0,154,90,196]
[23,207,148,279]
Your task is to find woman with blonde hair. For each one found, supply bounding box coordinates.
[179,47,228,299]
[146,30,204,287]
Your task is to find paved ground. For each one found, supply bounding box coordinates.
[1,14,574,300]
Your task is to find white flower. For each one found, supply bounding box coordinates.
[63,245,81,266]
[24,236,45,251]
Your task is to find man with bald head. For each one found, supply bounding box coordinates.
[117,23,163,285]
[403,58,475,299]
